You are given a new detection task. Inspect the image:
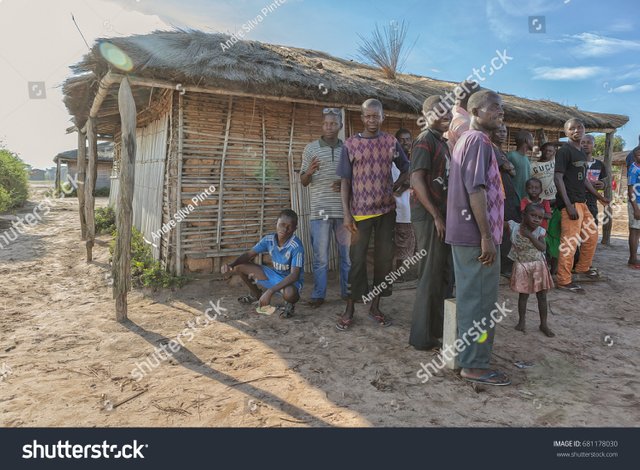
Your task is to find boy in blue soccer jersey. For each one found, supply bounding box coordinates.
[221,209,304,318]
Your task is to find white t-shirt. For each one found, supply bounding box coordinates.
[392,163,411,223]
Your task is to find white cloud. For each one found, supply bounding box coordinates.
[608,19,634,32]
[616,66,640,81]
[532,66,606,80]
[570,32,640,57]
[485,0,562,41]
[612,84,638,93]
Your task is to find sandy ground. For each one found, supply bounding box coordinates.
[0,182,638,427]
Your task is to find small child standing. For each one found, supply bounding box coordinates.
[509,203,555,337]
[520,177,552,229]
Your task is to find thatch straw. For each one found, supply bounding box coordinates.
[63,30,628,132]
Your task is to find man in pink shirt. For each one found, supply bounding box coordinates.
[445,80,481,152]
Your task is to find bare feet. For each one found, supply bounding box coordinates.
[515,322,526,333]
[539,325,555,337]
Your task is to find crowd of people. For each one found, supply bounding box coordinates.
[220,81,640,387]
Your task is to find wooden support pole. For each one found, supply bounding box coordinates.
[113,77,137,322]
[85,117,98,261]
[77,130,87,240]
[54,158,61,195]
[442,299,458,370]
[214,96,233,273]
[602,131,615,245]
[175,92,184,276]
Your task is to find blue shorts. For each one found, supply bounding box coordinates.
[256,266,303,292]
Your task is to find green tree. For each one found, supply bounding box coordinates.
[594,134,625,157]
[0,146,29,212]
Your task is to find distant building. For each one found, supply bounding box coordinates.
[53,142,113,191]
[29,169,46,181]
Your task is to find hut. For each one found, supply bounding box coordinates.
[62,31,629,276]
[29,169,46,181]
[53,142,114,192]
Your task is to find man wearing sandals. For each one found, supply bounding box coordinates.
[446,89,510,386]
[300,108,350,308]
[554,119,609,293]
[221,209,303,318]
[335,98,410,330]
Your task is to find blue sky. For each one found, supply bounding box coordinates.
[134,0,638,144]
[1,0,638,168]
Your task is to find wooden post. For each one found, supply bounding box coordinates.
[54,158,61,195]
[85,117,98,261]
[214,96,233,273]
[602,131,615,245]
[77,131,88,240]
[175,92,184,276]
[442,299,458,370]
[113,77,137,322]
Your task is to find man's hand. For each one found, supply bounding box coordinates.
[478,237,496,266]
[594,180,605,190]
[332,179,341,192]
[598,194,610,206]
[566,203,578,220]
[503,162,516,177]
[259,289,274,307]
[308,156,320,174]
[343,214,357,234]
[434,215,446,241]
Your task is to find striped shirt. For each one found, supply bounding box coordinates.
[301,138,344,220]
[252,233,304,276]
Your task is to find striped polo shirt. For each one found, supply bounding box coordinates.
[301,137,344,220]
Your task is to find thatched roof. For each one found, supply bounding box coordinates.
[54,142,114,164]
[63,30,628,133]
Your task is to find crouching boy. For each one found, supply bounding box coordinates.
[221,209,304,318]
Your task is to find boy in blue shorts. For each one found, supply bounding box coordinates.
[221,209,304,318]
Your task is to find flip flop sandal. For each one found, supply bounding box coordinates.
[368,312,392,327]
[238,295,258,304]
[557,283,585,294]
[277,302,295,319]
[627,263,640,269]
[462,370,511,386]
[335,317,353,331]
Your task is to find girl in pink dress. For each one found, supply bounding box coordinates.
[509,203,555,337]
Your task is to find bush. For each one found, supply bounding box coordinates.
[109,227,187,290]
[95,207,116,235]
[95,187,110,197]
[0,148,29,212]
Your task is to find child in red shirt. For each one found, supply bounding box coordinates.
[520,178,551,229]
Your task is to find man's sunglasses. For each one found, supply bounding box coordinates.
[323,108,341,115]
